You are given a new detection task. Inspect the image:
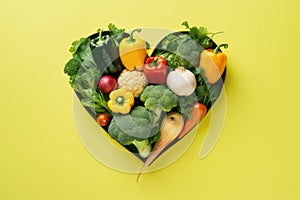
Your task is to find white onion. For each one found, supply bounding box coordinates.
[166,67,197,96]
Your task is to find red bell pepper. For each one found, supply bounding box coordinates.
[143,56,168,84]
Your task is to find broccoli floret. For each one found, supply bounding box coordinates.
[156,32,205,70]
[64,59,81,86]
[108,106,160,158]
[176,39,203,68]
[140,85,178,112]
[177,94,198,119]
[64,59,81,76]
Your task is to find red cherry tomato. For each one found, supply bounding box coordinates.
[97,113,111,126]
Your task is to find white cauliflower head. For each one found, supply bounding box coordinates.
[118,69,148,97]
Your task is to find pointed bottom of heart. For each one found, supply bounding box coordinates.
[72,93,198,173]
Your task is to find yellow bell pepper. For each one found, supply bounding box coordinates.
[199,44,228,84]
[119,28,147,71]
[107,88,134,114]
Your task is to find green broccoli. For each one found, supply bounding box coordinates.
[177,94,198,119]
[176,38,203,69]
[64,58,81,86]
[108,106,160,158]
[140,85,179,137]
[155,33,204,70]
[140,85,178,113]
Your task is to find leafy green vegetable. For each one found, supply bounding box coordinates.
[96,23,126,47]
[64,38,96,87]
[91,24,126,75]
[192,66,224,109]
[177,94,198,119]
[108,106,160,157]
[69,38,88,54]
[64,58,81,86]
[155,33,203,70]
[192,66,210,107]
[182,21,223,49]
[64,36,111,116]
[69,38,95,65]
[64,23,128,117]
[80,89,112,117]
[107,23,125,35]
[71,58,112,117]
[158,52,180,69]
[91,38,123,75]
[140,85,178,113]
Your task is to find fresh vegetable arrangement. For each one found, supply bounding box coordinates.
[64,22,228,180]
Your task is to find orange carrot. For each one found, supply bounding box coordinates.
[178,102,207,139]
[137,112,184,182]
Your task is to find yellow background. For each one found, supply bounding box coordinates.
[1,0,299,199]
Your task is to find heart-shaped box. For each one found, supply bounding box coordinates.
[64,24,227,176]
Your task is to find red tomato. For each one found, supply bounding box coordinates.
[97,113,111,126]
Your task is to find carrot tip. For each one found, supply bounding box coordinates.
[136,172,142,183]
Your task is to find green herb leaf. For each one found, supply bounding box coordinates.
[108,23,125,35]
[182,21,219,48]
[181,21,190,29]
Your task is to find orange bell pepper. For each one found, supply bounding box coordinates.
[199,44,228,84]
